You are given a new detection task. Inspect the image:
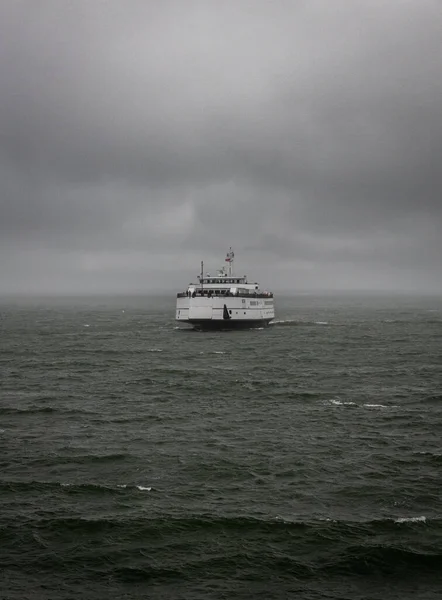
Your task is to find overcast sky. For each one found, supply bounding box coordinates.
[1,0,441,295]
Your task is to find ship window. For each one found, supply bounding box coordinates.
[229,310,232,314]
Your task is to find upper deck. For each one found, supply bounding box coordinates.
[176,247,274,299]
[198,276,247,285]
[177,289,273,298]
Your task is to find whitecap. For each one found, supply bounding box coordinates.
[270,319,296,325]
[147,349,163,353]
[315,321,329,325]
[395,516,426,524]
[415,451,442,457]
[136,485,152,491]
[329,399,356,406]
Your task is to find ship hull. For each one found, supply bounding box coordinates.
[183,318,273,331]
[176,298,275,329]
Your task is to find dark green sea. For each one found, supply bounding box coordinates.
[1,294,441,599]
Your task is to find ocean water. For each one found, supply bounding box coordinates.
[1,294,441,600]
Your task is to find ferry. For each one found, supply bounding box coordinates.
[175,248,275,329]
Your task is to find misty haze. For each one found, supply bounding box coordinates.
[1,1,441,295]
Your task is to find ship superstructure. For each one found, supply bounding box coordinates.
[175,248,275,329]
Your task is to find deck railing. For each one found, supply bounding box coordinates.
[177,292,273,299]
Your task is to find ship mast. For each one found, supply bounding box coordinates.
[225,247,234,277]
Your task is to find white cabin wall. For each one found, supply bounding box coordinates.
[176,295,274,322]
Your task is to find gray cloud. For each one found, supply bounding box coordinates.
[1,0,441,294]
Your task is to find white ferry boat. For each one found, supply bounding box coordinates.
[176,248,275,329]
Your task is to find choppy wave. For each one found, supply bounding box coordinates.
[0,406,58,415]
[2,298,442,598]
[0,480,153,494]
[1,514,440,582]
[423,394,442,404]
[413,451,442,462]
[0,405,99,416]
[395,516,427,523]
[327,399,399,409]
[270,319,331,327]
